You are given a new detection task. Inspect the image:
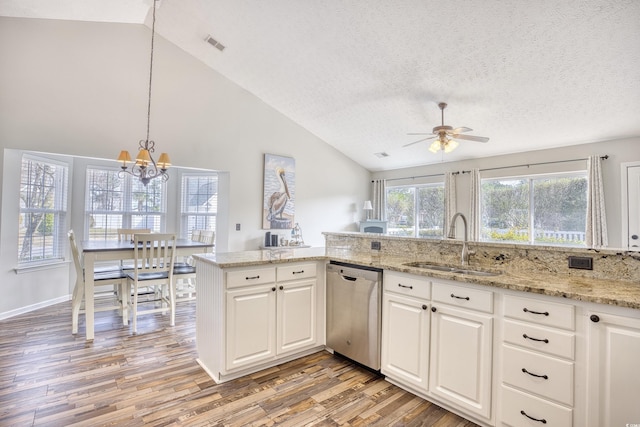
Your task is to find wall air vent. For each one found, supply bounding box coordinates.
[205,35,226,52]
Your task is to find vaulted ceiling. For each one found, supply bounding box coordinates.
[2,0,639,171]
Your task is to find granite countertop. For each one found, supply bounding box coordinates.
[194,247,640,310]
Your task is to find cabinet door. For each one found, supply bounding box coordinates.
[381,292,430,393]
[587,311,640,427]
[226,284,276,371]
[277,278,316,355]
[430,304,493,419]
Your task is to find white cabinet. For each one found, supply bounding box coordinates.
[226,282,277,370]
[195,260,323,383]
[276,264,317,355]
[586,309,640,427]
[226,263,318,371]
[499,293,576,426]
[429,281,494,420]
[381,272,431,393]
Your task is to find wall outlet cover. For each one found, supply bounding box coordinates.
[371,241,381,250]
[568,255,593,270]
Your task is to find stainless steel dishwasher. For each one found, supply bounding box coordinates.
[326,261,383,370]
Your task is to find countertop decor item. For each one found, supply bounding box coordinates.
[116,0,171,186]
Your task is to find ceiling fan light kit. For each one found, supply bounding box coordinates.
[404,102,489,155]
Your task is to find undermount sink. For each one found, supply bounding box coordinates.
[403,262,502,277]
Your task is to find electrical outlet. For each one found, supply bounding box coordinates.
[235,223,241,231]
[371,241,381,250]
[568,256,593,270]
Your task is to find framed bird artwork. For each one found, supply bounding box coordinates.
[263,154,295,229]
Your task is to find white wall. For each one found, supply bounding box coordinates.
[0,17,370,317]
[372,137,640,248]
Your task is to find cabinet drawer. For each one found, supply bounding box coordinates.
[226,267,276,289]
[383,272,431,300]
[277,263,317,282]
[432,281,493,313]
[503,319,575,360]
[504,294,575,331]
[502,345,574,406]
[500,385,572,427]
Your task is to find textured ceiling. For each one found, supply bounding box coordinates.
[2,0,639,171]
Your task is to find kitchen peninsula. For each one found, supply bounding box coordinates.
[193,233,640,427]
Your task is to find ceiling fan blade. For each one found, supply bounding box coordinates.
[450,127,473,134]
[402,135,437,147]
[451,133,490,143]
[406,132,433,136]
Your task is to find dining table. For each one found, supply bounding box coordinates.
[81,238,214,340]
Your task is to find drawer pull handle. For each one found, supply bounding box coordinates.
[523,333,549,343]
[450,293,470,301]
[246,275,260,280]
[398,283,413,289]
[293,270,305,274]
[523,307,549,316]
[522,368,548,380]
[520,410,547,424]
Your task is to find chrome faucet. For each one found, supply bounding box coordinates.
[448,212,472,266]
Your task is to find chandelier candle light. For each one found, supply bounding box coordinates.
[117,0,170,186]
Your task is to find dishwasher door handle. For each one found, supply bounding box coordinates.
[341,275,357,282]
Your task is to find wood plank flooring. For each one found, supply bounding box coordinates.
[0,300,479,426]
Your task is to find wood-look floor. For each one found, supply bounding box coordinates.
[0,300,479,427]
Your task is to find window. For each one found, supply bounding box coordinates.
[18,155,68,264]
[481,173,587,246]
[85,168,166,240]
[386,183,444,238]
[181,174,218,238]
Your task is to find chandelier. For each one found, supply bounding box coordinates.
[117,0,170,186]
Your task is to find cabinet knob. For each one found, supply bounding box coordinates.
[590,314,600,323]
[631,234,638,240]
[279,285,284,290]
[431,306,437,312]
[271,287,276,292]
[422,304,428,310]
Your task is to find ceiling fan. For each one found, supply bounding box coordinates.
[403,102,489,153]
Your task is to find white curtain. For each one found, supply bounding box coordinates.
[444,172,457,232]
[469,168,481,241]
[586,155,608,248]
[372,179,387,220]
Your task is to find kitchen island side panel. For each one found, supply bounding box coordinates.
[195,258,225,381]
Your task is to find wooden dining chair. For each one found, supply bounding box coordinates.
[68,230,128,334]
[198,230,215,252]
[125,233,176,334]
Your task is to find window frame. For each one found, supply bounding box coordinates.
[480,171,588,247]
[18,154,69,266]
[385,181,445,238]
[84,166,167,240]
[180,172,218,239]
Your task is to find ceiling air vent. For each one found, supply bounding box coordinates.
[205,35,226,52]
[374,152,389,158]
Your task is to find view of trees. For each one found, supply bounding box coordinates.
[386,184,444,238]
[19,159,65,262]
[481,175,587,245]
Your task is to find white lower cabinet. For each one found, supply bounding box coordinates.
[196,261,323,383]
[381,271,431,393]
[381,274,494,425]
[586,308,640,427]
[499,293,576,427]
[430,282,494,420]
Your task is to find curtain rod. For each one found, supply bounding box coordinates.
[374,155,608,183]
[376,171,458,183]
[478,155,608,173]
